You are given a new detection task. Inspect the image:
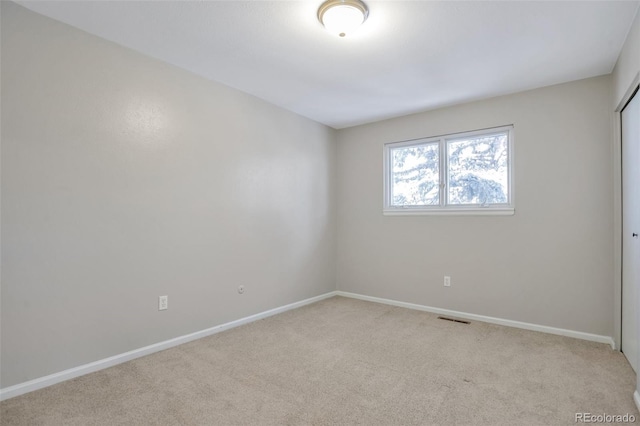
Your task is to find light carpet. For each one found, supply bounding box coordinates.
[1,296,637,425]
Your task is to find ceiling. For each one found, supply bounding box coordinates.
[16,1,640,129]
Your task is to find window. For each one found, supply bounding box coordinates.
[384,126,514,215]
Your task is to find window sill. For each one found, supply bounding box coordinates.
[383,207,515,216]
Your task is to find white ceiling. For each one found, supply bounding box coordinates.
[17,1,640,129]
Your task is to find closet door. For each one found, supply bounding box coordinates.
[622,87,639,372]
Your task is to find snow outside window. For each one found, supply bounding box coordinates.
[384,126,514,215]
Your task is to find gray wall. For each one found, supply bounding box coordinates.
[336,76,614,337]
[613,9,640,110]
[1,2,336,388]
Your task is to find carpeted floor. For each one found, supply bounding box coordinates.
[1,296,637,425]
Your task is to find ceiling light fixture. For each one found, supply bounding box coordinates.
[317,0,369,38]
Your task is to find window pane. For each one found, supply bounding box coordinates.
[391,143,439,206]
[447,133,508,205]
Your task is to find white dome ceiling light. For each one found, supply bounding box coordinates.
[317,0,369,38]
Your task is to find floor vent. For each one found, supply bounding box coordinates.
[438,316,470,325]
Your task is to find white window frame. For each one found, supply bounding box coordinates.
[383,125,514,216]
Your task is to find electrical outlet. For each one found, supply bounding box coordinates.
[238,285,245,294]
[444,276,451,287]
[159,295,168,310]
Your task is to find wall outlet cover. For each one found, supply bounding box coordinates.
[159,295,168,310]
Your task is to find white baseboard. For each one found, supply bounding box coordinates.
[0,291,338,401]
[336,291,616,349]
[634,390,640,413]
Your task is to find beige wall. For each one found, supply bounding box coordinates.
[0,2,336,388]
[336,76,614,337]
